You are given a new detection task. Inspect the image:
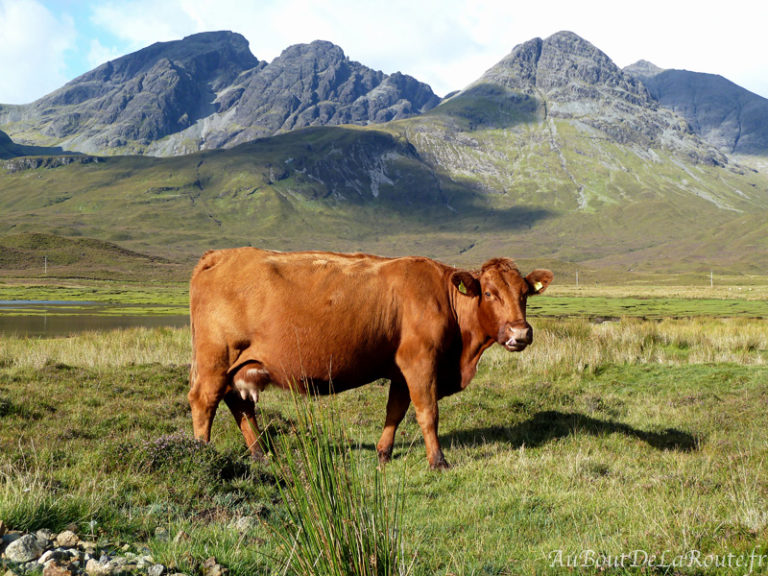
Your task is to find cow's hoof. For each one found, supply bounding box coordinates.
[377,449,393,467]
[430,458,451,471]
[250,449,271,463]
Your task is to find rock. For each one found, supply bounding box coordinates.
[4,534,43,563]
[78,540,98,555]
[85,557,115,576]
[230,516,258,533]
[54,530,79,548]
[153,527,169,541]
[2,531,22,546]
[200,557,228,576]
[36,529,55,548]
[38,549,71,565]
[147,564,166,576]
[43,561,76,576]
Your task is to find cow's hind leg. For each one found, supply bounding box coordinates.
[376,377,411,465]
[223,391,265,459]
[227,362,270,457]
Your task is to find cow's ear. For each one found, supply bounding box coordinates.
[526,269,553,295]
[450,271,480,297]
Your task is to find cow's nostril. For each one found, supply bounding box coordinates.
[508,326,532,343]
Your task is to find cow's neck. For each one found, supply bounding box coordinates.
[451,287,494,389]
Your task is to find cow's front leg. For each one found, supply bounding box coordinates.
[412,394,448,470]
[376,377,411,465]
[188,365,227,443]
[397,353,449,470]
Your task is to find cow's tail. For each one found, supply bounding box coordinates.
[189,250,217,393]
[189,311,198,392]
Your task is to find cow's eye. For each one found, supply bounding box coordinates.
[484,291,492,298]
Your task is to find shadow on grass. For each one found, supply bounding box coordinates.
[445,410,698,453]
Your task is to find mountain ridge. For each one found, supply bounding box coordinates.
[624,60,768,156]
[1,30,766,160]
[0,31,440,156]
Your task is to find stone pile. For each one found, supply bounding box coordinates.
[0,522,228,576]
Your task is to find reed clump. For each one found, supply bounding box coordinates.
[270,391,411,576]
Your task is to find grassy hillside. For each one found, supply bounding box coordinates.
[395,98,768,273]
[0,126,544,269]
[0,233,185,281]
[2,98,768,278]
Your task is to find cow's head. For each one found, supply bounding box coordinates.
[451,258,553,351]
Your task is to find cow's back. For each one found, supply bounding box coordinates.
[190,248,452,389]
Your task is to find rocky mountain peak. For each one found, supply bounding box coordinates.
[44,31,260,109]
[461,31,724,163]
[276,40,348,69]
[163,39,440,152]
[477,31,650,105]
[625,66,768,155]
[624,59,665,80]
[0,32,439,156]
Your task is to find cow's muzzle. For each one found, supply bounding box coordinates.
[502,324,533,352]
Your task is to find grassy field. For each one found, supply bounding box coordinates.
[1,292,767,575]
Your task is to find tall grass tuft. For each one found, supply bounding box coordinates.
[270,390,410,576]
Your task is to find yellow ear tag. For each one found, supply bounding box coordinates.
[533,281,544,292]
[458,280,468,295]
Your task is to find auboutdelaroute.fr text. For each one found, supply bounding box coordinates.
[548,548,768,572]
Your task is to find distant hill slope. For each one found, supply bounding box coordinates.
[0,32,440,156]
[625,60,768,155]
[0,129,65,159]
[0,233,184,281]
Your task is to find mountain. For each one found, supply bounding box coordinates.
[1,31,767,277]
[393,32,768,271]
[625,60,768,156]
[459,32,725,165]
[0,31,439,156]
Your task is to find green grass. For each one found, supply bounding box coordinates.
[532,294,768,318]
[1,311,767,574]
[0,277,188,316]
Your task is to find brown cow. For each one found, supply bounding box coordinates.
[188,248,552,469]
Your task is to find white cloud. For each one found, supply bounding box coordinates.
[0,0,77,104]
[87,38,124,70]
[90,0,197,50]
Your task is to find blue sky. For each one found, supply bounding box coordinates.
[1,0,767,105]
